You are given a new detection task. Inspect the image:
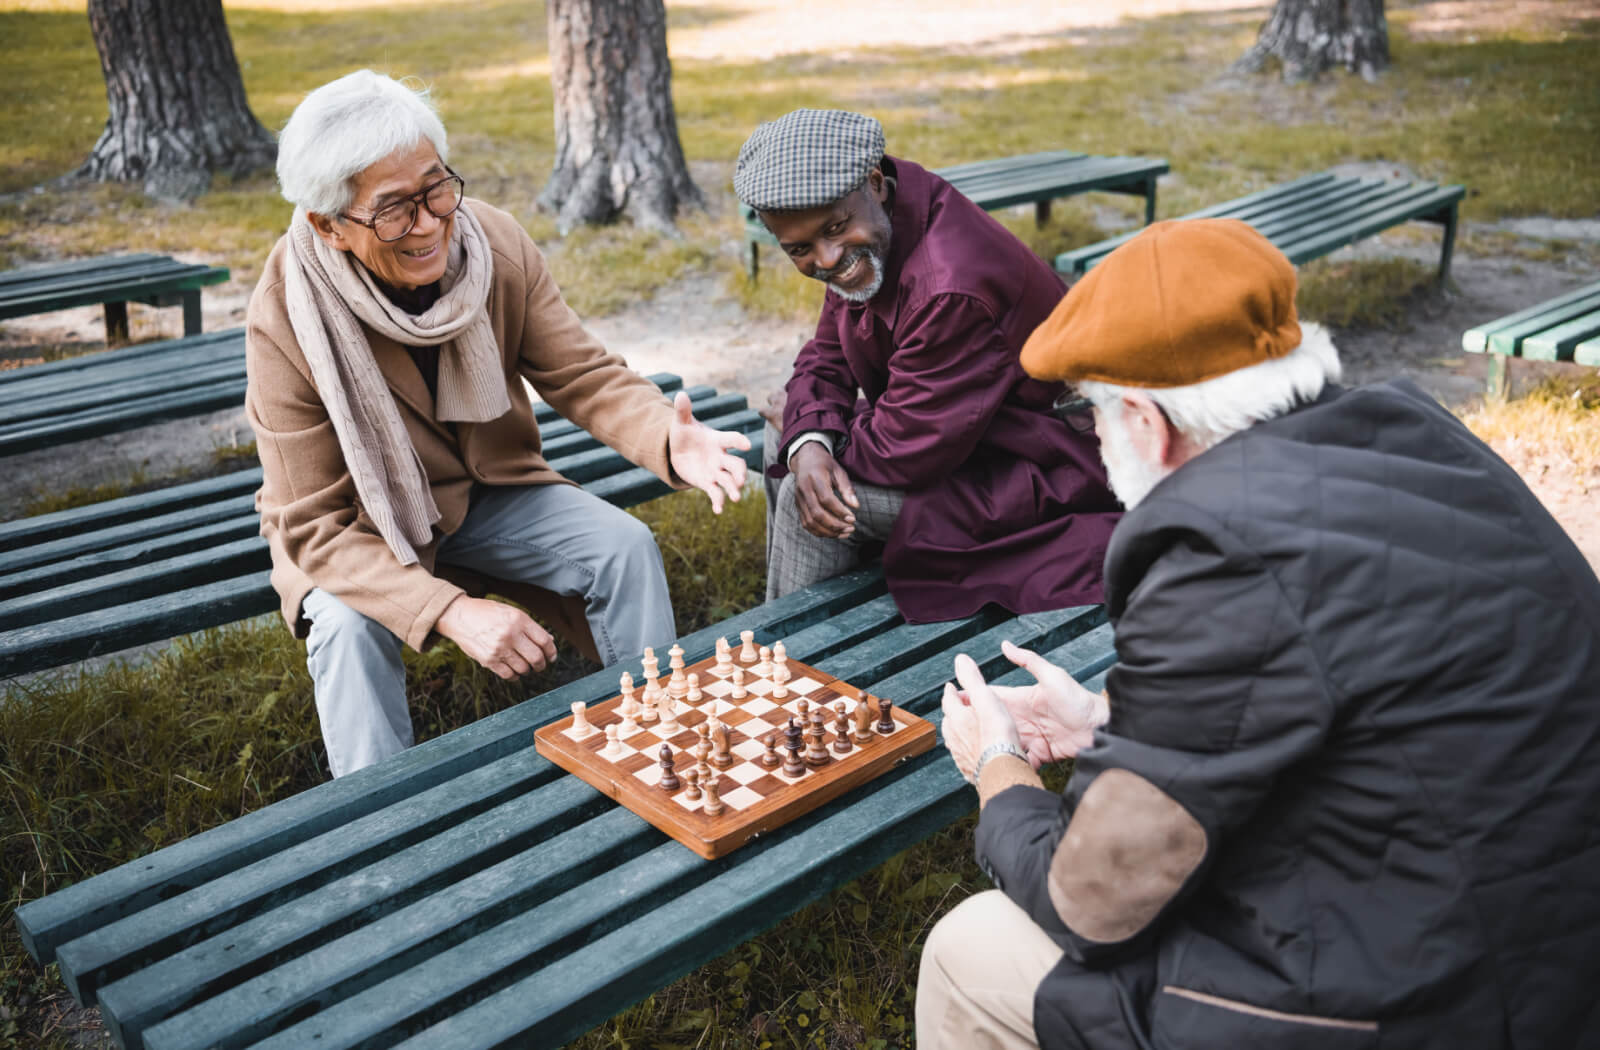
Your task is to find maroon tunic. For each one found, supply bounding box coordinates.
[775,157,1122,622]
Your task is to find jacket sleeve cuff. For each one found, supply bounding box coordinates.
[408,579,469,651]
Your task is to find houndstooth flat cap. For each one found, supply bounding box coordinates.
[734,109,886,212]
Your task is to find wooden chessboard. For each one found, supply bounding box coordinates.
[534,640,937,859]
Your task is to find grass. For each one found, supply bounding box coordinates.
[1458,374,1600,494]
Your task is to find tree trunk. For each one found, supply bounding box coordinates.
[1234,0,1389,82]
[81,0,276,202]
[539,0,704,234]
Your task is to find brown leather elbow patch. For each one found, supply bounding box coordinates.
[1046,769,1207,943]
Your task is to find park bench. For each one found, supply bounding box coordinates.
[0,253,230,344]
[742,148,1169,280]
[13,564,1119,1050]
[0,328,247,457]
[1461,279,1600,399]
[1054,170,1464,282]
[0,375,764,678]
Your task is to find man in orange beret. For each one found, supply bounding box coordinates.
[918,218,1600,1049]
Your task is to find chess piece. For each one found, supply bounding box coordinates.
[782,719,807,777]
[714,636,733,674]
[710,719,733,770]
[877,696,895,734]
[602,724,623,758]
[635,673,657,724]
[668,644,688,700]
[761,732,781,768]
[795,698,809,726]
[805,710,830,766]
[754,645,773,677]
[832,702,852,753]
[703,772,725,816]
[642,646,659,682]
[696,723,712,765]
[773,640,788,675]
[687,673,703,707]
[658,691,682,735]
[684,766,702,801]
[739,629,758,663]
[619,695,640,735]
[618,672,636,707]
[658,744,680,791]
[730,667,747,700]
[772,673,789,700]
[853,698,874,744]
[570,701,593,736]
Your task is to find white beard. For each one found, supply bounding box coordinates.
[826,249,886,302]
[1096,410,1171,510]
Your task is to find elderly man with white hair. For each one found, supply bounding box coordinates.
[918,219,1600,1049]
[246,70,750,778]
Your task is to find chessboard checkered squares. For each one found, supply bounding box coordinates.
[722,786,764,810]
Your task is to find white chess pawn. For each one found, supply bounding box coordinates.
[571,701,594,735]
[619,694,640,735]
[641,679,663,724]
[687,673,703,707]
[754,645,773,677]
[602,724,623,758]
[714,636,733,674]
[618,672,636,707]
[772,674,789,700]
[739,630,758,663]
[773,640,788,675]
[668,644,688,700]
[642,646,659,681]
[730,667,747,699]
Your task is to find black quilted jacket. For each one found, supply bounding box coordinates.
[977,380,1600,1050]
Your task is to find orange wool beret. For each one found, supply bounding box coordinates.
[1020,218,1302,388]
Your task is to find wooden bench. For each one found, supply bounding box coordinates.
[13,565,1118,1050]
[742,148,1169,280]
[1055,170,1465,282]
[0,254,230,344]
[1461,279,1600,399]
[0,328,247,457]
[0,375,764,678]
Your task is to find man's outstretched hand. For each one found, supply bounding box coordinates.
[986,640,1108,765]
[436,595,557,680]
[789,441,859,539]
[668,390,751,513]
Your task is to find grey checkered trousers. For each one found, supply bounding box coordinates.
[764,424,905,601]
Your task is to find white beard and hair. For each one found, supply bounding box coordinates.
[1083,322,1342,511]
[825,247,887,302]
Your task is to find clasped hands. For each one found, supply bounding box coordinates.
[941,641,1110,785]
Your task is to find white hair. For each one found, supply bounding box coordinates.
[1079,322,1342,451]
[275,70,449,217]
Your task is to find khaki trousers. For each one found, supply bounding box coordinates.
[916,890,1064,1050]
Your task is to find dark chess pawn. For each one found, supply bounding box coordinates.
[782,718,807,777]
[832,701,852,754]
[761,732,781,769]
[684,766,702,801]
[853,697,875,744]
[877,696,895,734]
[658,744,680,791]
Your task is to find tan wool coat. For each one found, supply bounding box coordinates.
[245,199,680,653]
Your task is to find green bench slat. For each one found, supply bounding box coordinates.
[0,379,251,457]
[0,359,248,425]
[13,567,890,965]
[88,600,1105,1049]
[1519,310,1600,363]
[1484,289,1600,358]
[1462,281,1600,354]
[1055,171,1462,276]
[0,329,243,391]
[0,492,259,573]
[0,514,261,601]
[0,257,229,322]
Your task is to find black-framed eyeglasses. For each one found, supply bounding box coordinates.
[342,167,466,243]
[1051,389,1096,434]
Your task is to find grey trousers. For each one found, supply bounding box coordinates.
[303,483,676,778]
[764,423,905,601]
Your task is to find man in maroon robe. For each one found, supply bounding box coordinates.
[735,109,1121,622]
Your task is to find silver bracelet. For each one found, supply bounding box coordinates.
[972,740,1029,784]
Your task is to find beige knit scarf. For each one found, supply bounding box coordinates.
[282,202,509,566]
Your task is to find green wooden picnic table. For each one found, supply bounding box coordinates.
[0,254,230,343]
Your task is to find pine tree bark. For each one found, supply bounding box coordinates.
[539,0,704,234]
[1234,0,1390,82]
[81,0,276,201]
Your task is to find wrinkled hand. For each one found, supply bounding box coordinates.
[668,391,750,514]
[789,442,859,539]
[435,595,556,680]
[982,640,1107,765]
[940,653,1025,785]
[759,389,787,430]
